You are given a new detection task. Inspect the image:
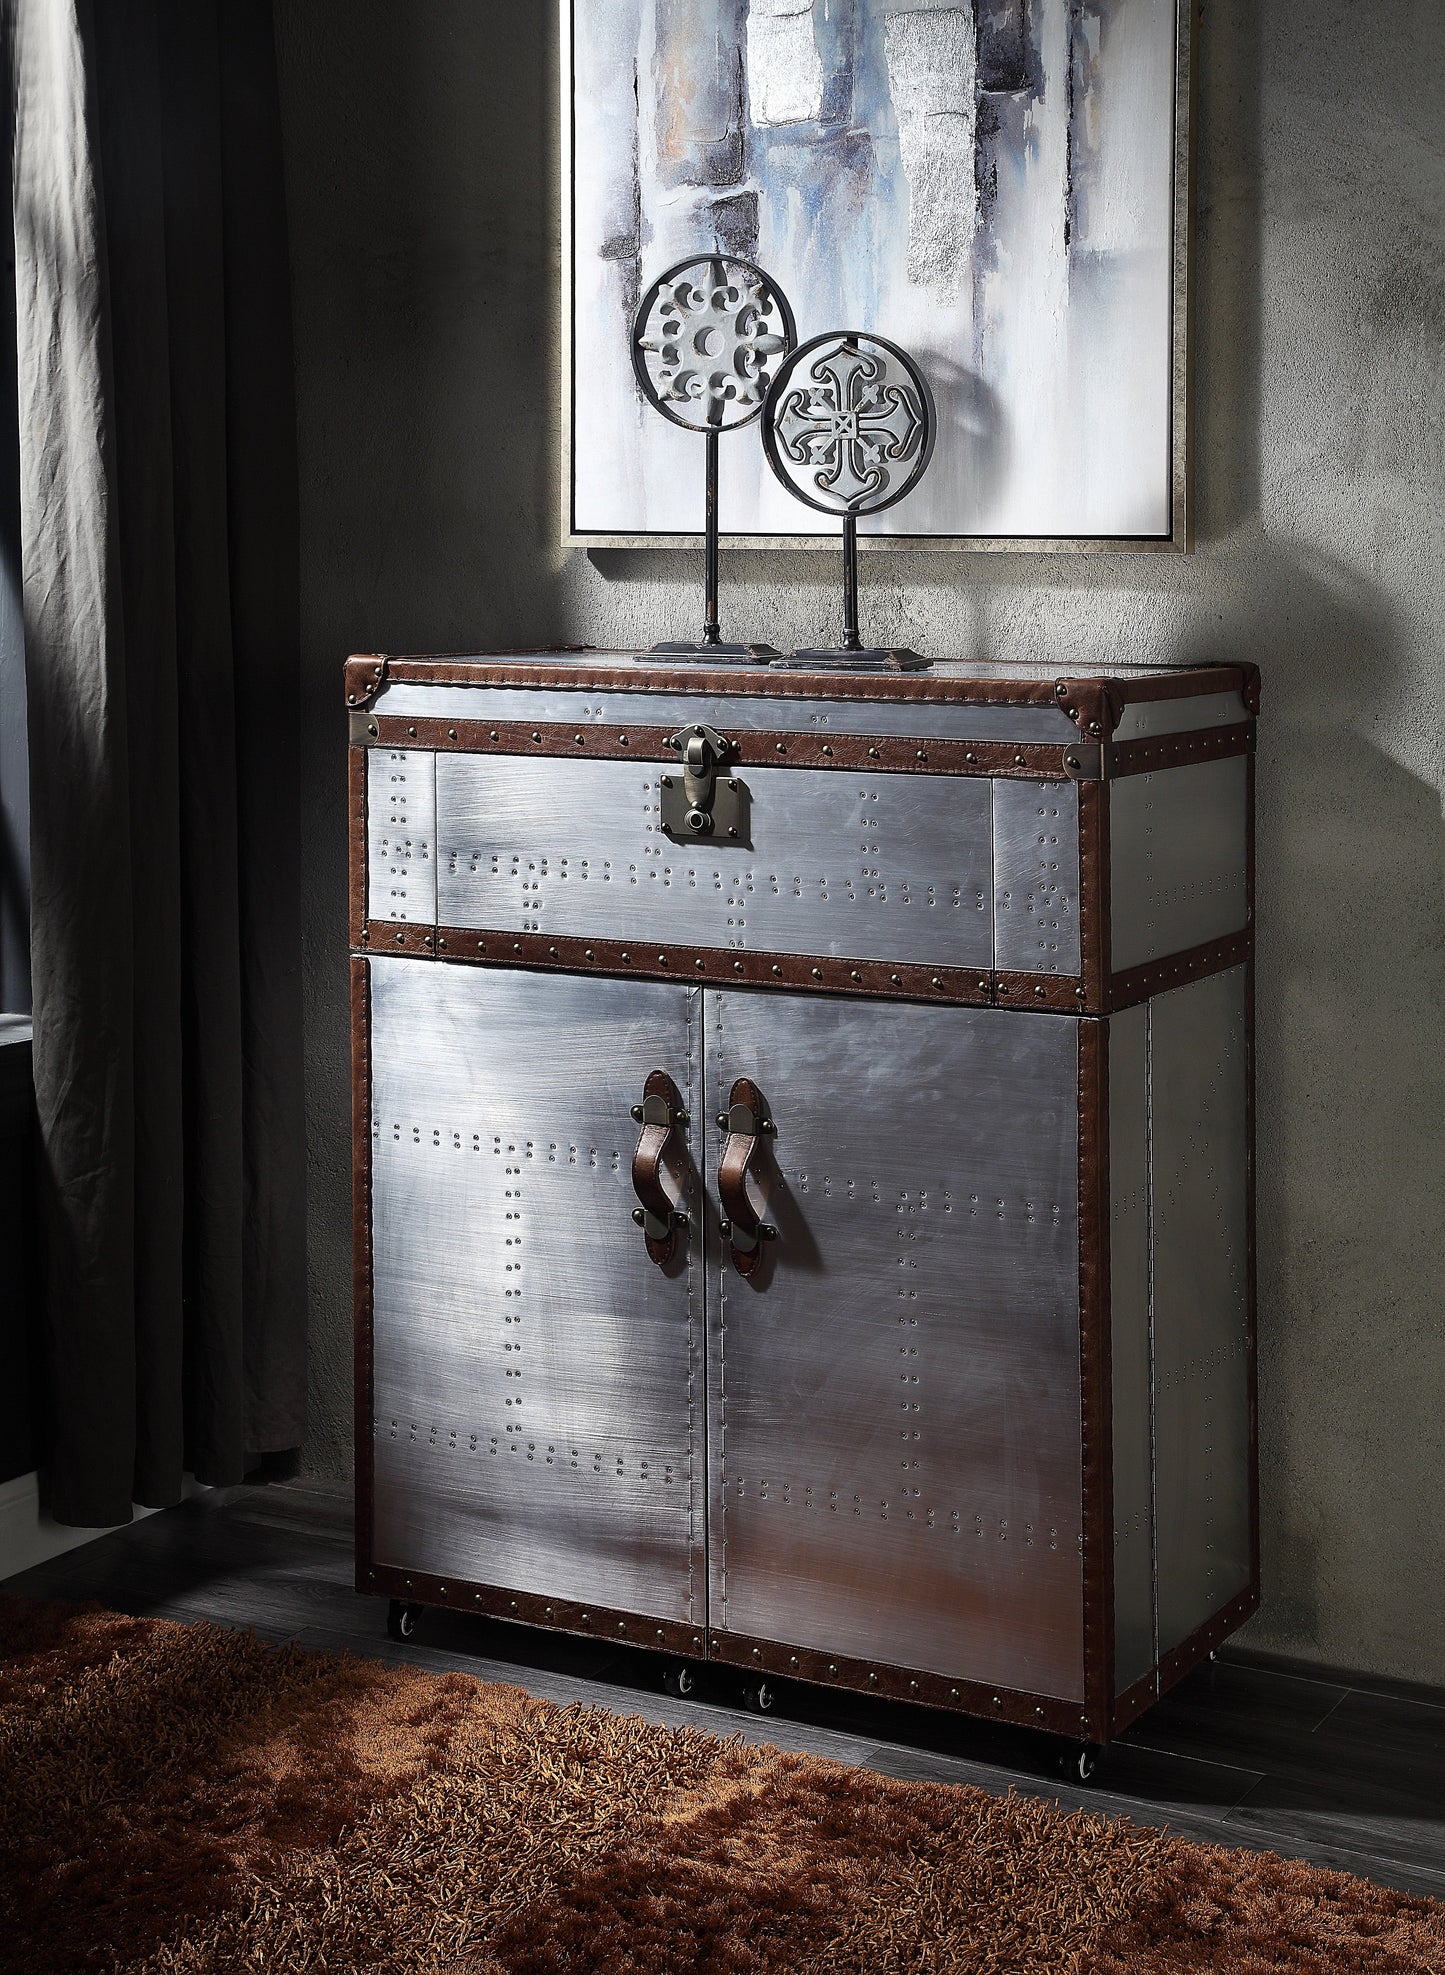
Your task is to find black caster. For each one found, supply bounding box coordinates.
[662,1663,696,1699]
[742,1678,776,1714]
[387,1599,423,1643]
[1061,1741,1102,1784]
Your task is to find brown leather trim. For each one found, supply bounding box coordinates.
[1054,676,1126,739]
[1110,1665,1161,1736]
[994,973,1090,1012]
[1110,722,1253,778]
[707,1630,1092,1736]
[368,713,1075,780]
[361,653,1070,709]
[345,653,391,707]
[361,921,435,956]
[1244,749,1260,1602]
[1077,1017,1113,1734]
[348,744,368,947]
[1112,663,1260,709]
[1107,930,1252,1009]
[424,928,995,1006]
[1076,780,1109,1011]
[364,1559,706,1656]
[351,956,375,1588]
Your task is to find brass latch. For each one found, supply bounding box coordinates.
[660,721,748,842]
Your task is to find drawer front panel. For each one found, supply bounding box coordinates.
[703,991,1084,1700]
[433,754,995,969]
[367,959,704,1623]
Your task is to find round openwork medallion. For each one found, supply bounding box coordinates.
[763,331,936,516]
[632,257,797,433]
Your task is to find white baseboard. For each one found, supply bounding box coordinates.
[0,1470,205,1582]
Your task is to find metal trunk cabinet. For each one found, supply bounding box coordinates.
[348,650,1260,1749]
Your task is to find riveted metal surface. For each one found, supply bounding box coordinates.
[703,990,1084,1701]
[367,959,703,1623]
[1108,1002,1154,1699]
[991,781,1082,977]
[375,682,1078,743]
[1112,690,1249,741]
[433,754,995,970]
[1109,755,1248,973]
[1150,966,1252,1659]
[367,749,436,925]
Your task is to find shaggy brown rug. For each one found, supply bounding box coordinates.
[1,1597,1441,1974]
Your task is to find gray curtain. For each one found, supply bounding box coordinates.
[8,0,305,1525]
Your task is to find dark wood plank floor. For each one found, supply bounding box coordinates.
[7,1479,1444,1901]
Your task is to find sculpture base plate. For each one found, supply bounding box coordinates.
[640,641,782,663]
[769,646,932,674]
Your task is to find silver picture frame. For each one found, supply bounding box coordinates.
[560,0,1197,555]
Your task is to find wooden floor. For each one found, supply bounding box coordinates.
[7,1479,1444,1902]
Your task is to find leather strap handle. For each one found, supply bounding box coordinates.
[631,1070,688,1267]
[716,1076,776,1279]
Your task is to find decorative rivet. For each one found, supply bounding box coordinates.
[1075,986,1086,999]
[753,1647,761,1659]
[821,743,833,757]
[407,725,417,737]
[509,1600,518,1612]
[916,749,927,761]
[775,742,786,754]
[662,775,673,788]
[360,928,369,943]
[812,967,823,979]
[850,970,862,983]
[632,1208,645,1226]
[790,1656,799,1669]
[618,733,629,745]
[514,942,523,954]
[367,720,378,737]
[868,1671,878,1685]
[531,730,541,742]
[828,1664,839,1677]
[489,729,499,741]
[1034,984,1046,998]
[438,938,447,950]
[580,1613,590,1625]
[630,1104,644,1122]
[734,960,744,972]
[950,1688,960,1700]
[585,947,594,959]
[448,727,458,740]
[771,964,782,976]
[977,979,989,993]
[1088,720,1101,736]
[618,1621,627,1634]
[965,751,977,764]
[910,1680,919,1692]
[621,951,631,962]
[477,939,486,952]
[549,946,558,958]
[716,1113,729,1129]
[868,745,880,759]
[574,733,585,745]
[658,952,667,965]
[931,976,943,990]
[1014,753,1027,767]
[993,1695,1002,1708]
[545,1606,553,1618]
[890,973,901,986]
[395,932,404,944]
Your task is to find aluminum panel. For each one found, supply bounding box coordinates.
[1113,691,1248,741]
[377,681,1077,743]
[367,959,702,1622]
[435,755,995,968]
[1109,755,1248,973]
[1150,967,1251,1656]
[1109,1002,1154,1697]
[992,780,1082,976]
[704,991,1084,1699]
[367,748,436,924]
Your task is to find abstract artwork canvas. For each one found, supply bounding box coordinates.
[563,0,1192,548]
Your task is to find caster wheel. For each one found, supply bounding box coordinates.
[1061,1741,1101,1784]
[387,1599,423,1644]
[742,1678,776,1715]
[662,1664,696,1699]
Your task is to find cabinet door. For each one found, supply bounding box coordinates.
[703,990,1084,1699]
[367,959,704,1626]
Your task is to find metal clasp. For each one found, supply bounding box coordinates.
[661,721,748,842]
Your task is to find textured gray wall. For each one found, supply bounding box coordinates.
[274,0,1445,1683]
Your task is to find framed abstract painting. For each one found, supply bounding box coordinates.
[561,0,1196,551]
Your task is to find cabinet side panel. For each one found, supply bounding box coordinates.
[1109,1002,1154,1697]
[367,748,437,924]
[1151,966,1252,1656]
[1109,755,1248,972]
[705,991,1084,1700]
[992,780,1082,976]
[367,960,703,1623]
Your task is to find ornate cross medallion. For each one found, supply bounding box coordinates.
[772,341,926,508]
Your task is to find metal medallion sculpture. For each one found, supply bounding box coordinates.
[632,255,796,658]
[762,331,936,671]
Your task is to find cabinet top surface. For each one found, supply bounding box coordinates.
[345,650,1260,722]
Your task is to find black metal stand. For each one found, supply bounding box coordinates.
[648,431,781,662]
[773,513,929,672]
